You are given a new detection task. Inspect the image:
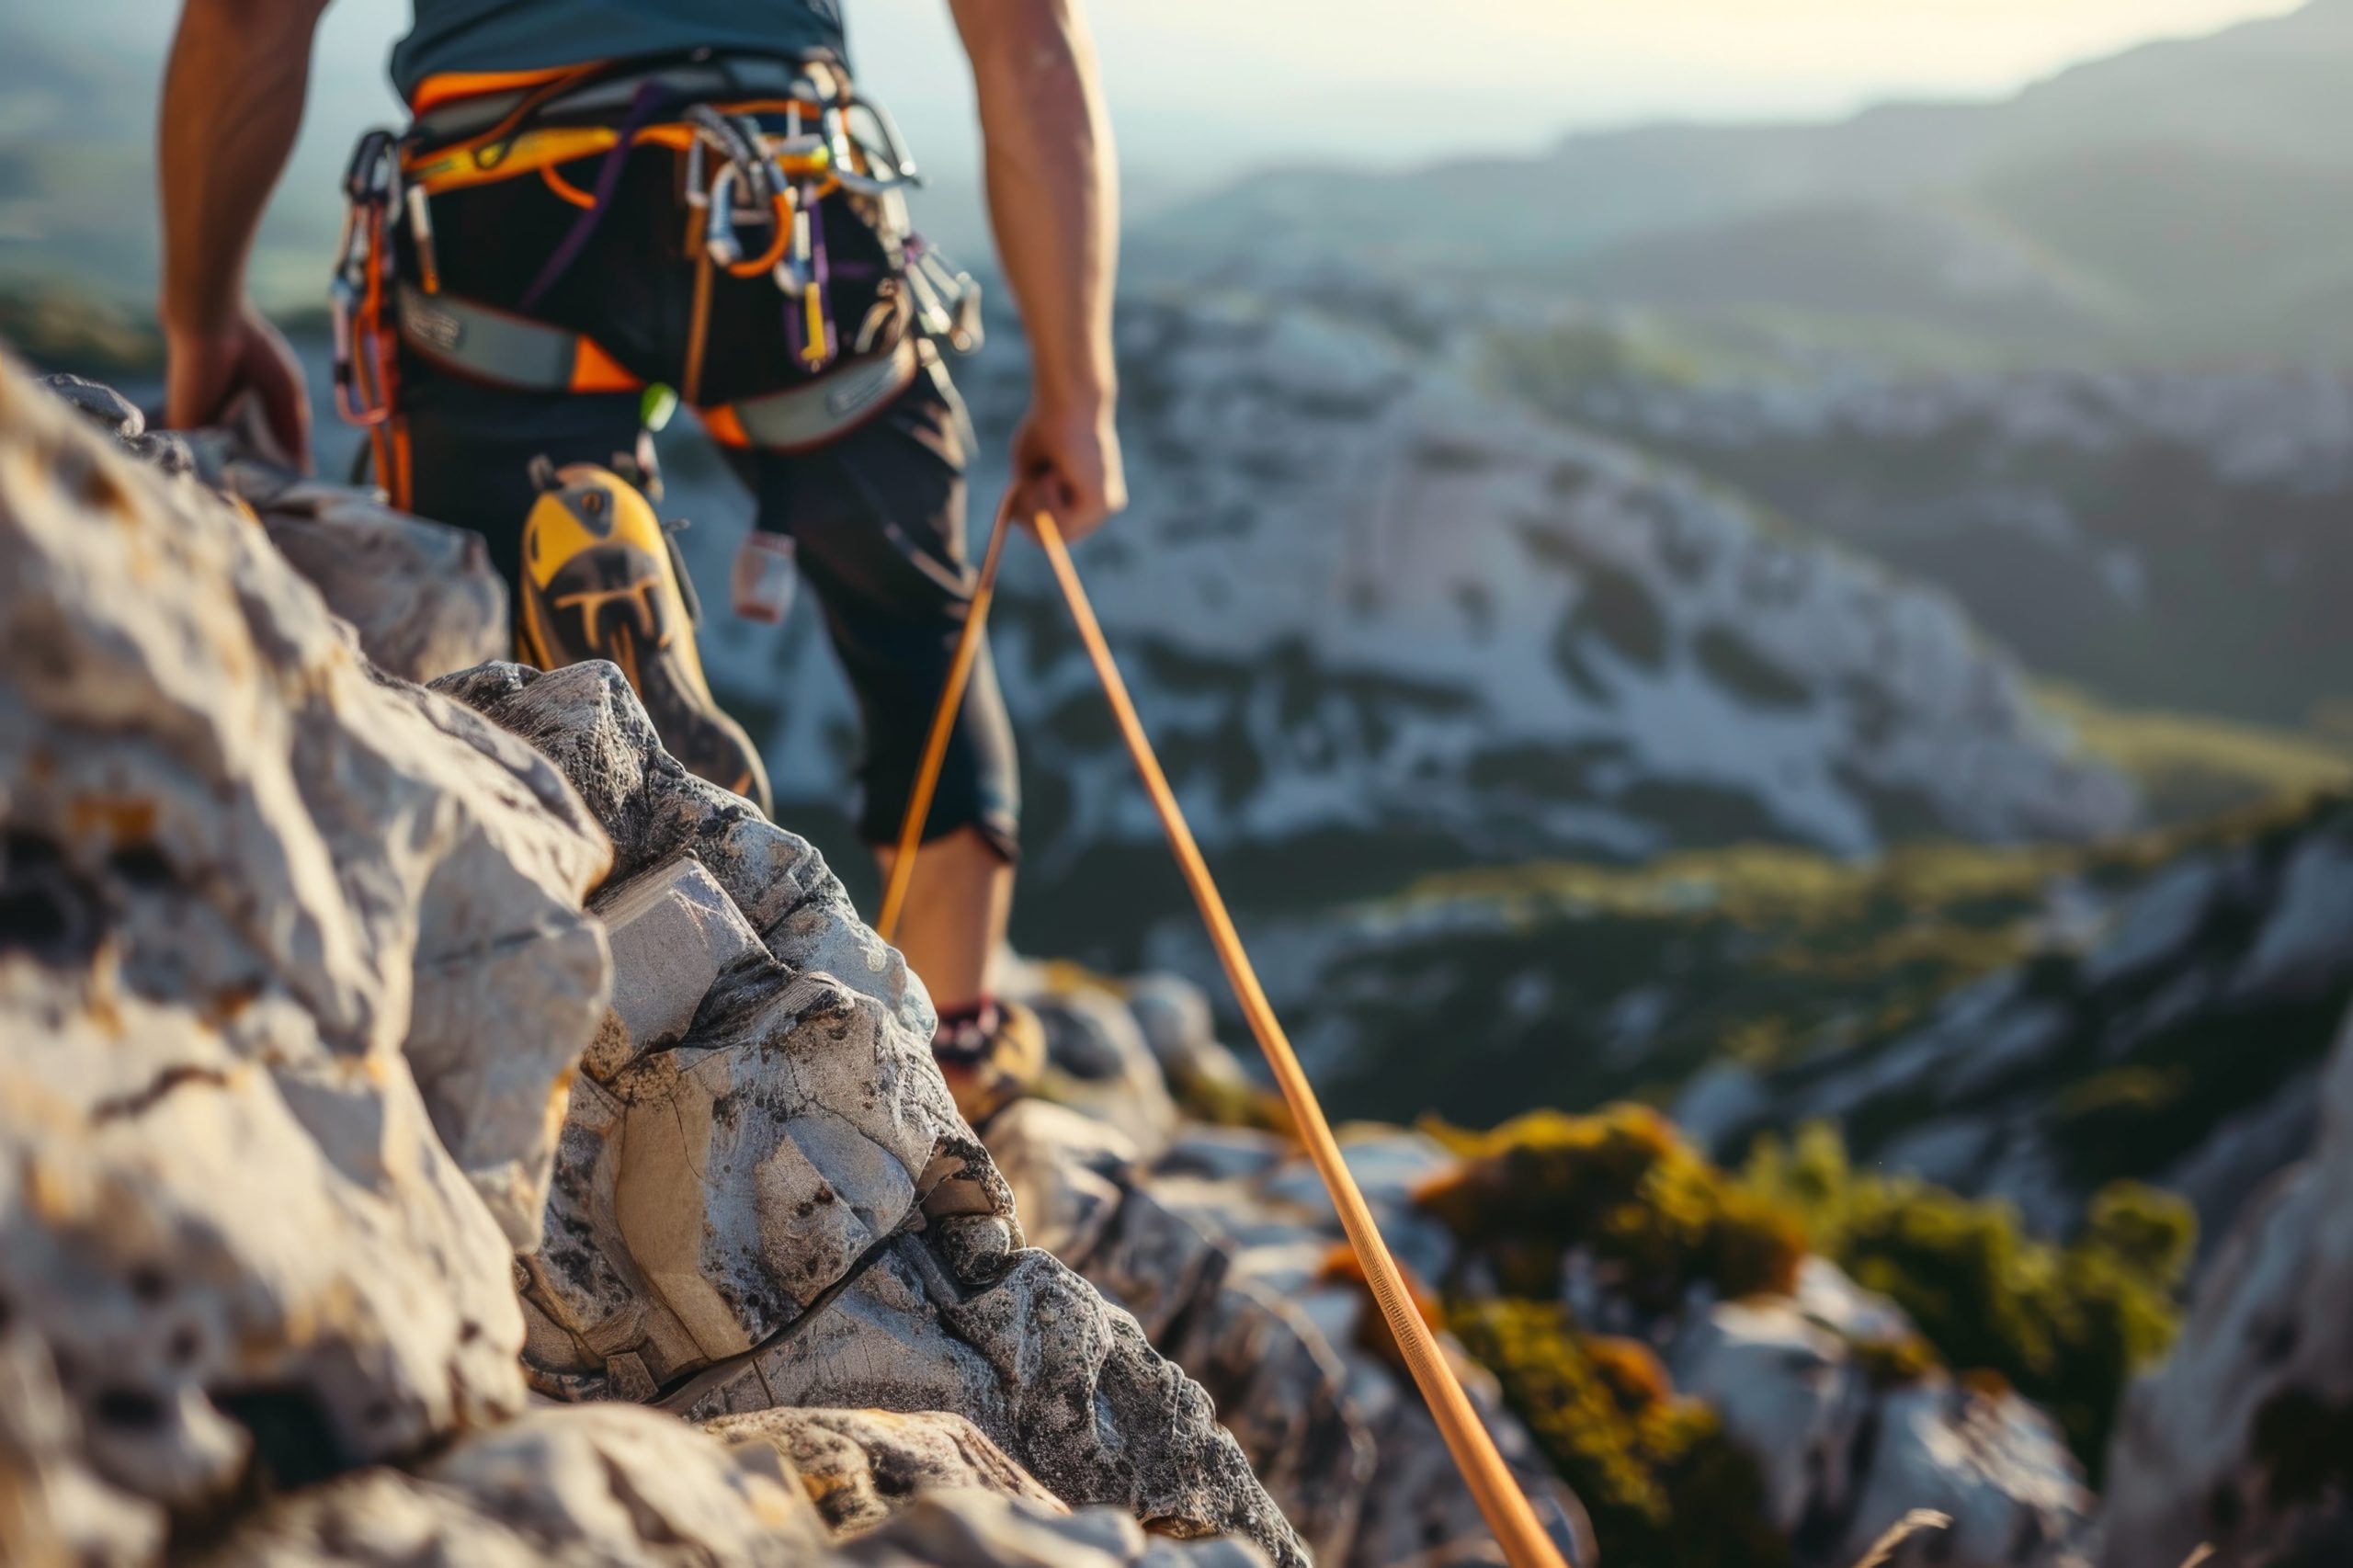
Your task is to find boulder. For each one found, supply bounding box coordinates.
[835,1493,1274,1568]
[1024,971,1184,1159]
[1669,1258,2091,1567]
[231,462,509,683]
[206,1403,831,1566]
[989,1098,1373,1563]
[0,357,614,1549]
[2102,1003,2353,1568]
[437,658,1309,1568]
[704,1407,1063,1535]
[998,1092,1593,1568]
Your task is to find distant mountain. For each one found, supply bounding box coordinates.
[655,295,2142,973]
[1532,361,2353,731]
[1137,1,2353,363]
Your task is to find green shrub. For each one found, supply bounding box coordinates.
[1743,1121,2191,1475]
[1415,1104,1806,1311]
[1450,1298,1789,1568]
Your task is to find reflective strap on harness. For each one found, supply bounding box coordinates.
[398,283,583,388]
[395,280,918,448]
[718,335,919,450]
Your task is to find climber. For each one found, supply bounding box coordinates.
[155,0,1127,1122]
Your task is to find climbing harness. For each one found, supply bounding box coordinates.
[328,52,985,489]
[881,505,1572,1568]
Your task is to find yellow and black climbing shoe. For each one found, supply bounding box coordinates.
[933,999,1047,1130]
[517,460,774,815]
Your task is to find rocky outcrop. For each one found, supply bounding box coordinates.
[984,1032,1597,1568]
[1,356,616,1559]
[438,657,1307,1568]
[228,460,507,682]
[1684,796,2353,1241]
[2102,1003,2353,1568]
[1572,365,2353,733]
[212,1402,1266,1567]
[703,1407,1063,1535]
[1671,1260,2088,1568]
[2,359,1300,1568]
[40,371,507,683]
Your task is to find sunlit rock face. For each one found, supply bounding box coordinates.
[1,359,1298,1568]
[2103,1003,2353,1568]
[437,657,1308,1568]
[0,355,610,1551]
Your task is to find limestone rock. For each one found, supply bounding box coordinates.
[0,1281,161,1567]
[1671,1260,2090,1568]
[1007,964,1183,1159]
[0,356,616,1536]
[6,361,613,1245]
[205,1403,830,1566]
[706,1407,1063,1535]
[990,1100,1371,1563]
[438,658,1307,1568]
[2102,1003,2353,1568]
[838,1493,1274,1568]
[233,464,509,683]
[1123,971,1262,1108]
[995,1096,1593,1568]
[40,372,195,478]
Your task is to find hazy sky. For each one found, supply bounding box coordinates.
[24,0,2303,260]
[300,0,2299,164]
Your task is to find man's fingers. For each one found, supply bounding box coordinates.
[260,372,313,472]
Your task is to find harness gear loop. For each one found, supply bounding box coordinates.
[331,130,403,430]
[333,57,982,449]
[875,486,1017,944]
[881,506,1573,1568]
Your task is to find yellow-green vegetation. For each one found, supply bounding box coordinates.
[1450,1298,1790,1568]
[1416,1104,1805,1309]
[2038,681,2353,824]
[1316,790,2345,1146]
[1745,1121,2192,1476]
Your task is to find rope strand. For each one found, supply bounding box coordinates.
[1030,512,1567,1568]
[875,488,1017,943]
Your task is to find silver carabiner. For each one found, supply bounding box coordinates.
[703,163,744,268]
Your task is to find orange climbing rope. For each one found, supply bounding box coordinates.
[874,488,1017,944]
[880,500,1568,1568]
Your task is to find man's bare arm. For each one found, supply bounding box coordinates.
[948,0,1125,538]
[159,0,331,457]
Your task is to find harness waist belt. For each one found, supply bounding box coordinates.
[396,281,920,449]
[409,53,841,148]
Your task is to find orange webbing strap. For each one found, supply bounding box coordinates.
[1029,512,1568,1568]
[874,488,1018,943]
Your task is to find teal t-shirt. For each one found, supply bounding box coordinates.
[391,0,848,103]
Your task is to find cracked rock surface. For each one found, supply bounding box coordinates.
[4,360,1290,1568]
[438,657,1308,1568]
[1,357,611,1548]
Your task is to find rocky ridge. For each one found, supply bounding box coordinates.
[0,356,1301,1568]
[681,295,2140,976]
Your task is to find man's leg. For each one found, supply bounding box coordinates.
[398,358,644,607]
[728,371,1029,1110]
[876,825,1014,1006]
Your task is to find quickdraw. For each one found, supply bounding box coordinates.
[330,130,402,430]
